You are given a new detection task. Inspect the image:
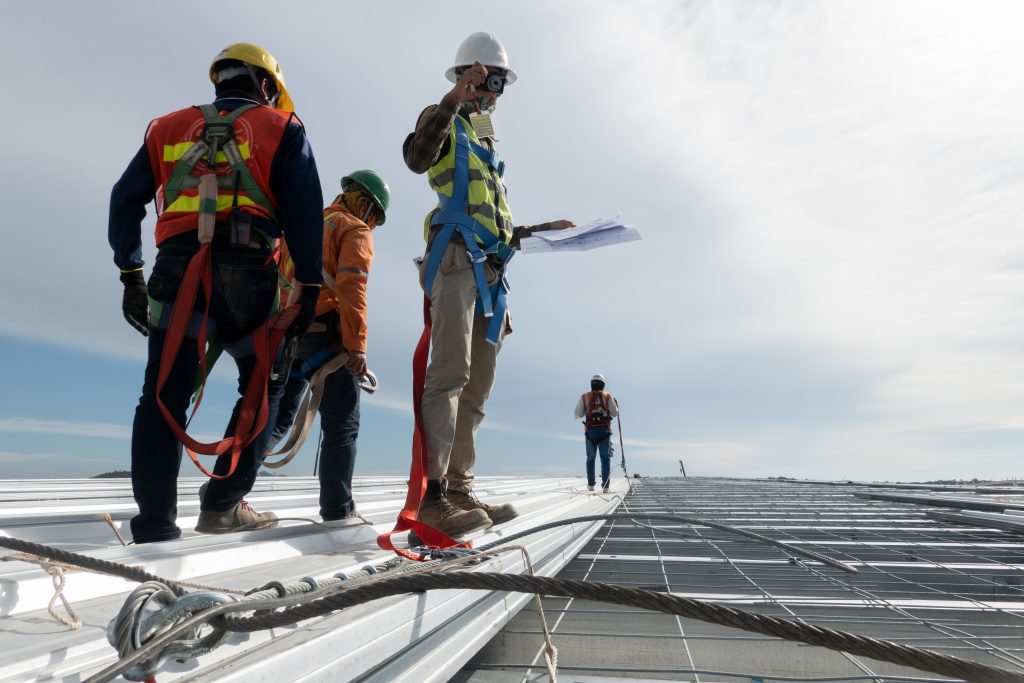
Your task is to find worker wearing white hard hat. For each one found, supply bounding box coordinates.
[397,32,576,541]
[574,375,620,493]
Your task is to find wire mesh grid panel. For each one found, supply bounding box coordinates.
[456,478,1024,682]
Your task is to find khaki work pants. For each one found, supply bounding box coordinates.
[419,239,506,492]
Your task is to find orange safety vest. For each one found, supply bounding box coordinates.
[144,104,292,244]
[582,391,614,431]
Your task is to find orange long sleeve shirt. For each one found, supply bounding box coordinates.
[280,195,374,353]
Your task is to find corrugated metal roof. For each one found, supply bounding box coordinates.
[0,475,624,682]
[10,476,1024,682]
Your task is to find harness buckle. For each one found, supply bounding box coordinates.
[468,249,487,265]
[203,120,234,148]
[202,120,234,169]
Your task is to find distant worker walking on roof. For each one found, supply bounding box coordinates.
[403,32,575,538]
[574,374,619,493]
[268,170,390,524]
[108,43,324,544]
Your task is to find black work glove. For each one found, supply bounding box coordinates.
[286,285,320,342]
[119,270,149,337]
[272,285,320,382]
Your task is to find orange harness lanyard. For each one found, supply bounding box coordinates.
[155,241,297,479]
[377,296,470,560]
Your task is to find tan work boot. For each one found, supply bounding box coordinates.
[411,480,491,542]
[448,488,519,525]
[195,500,279,534]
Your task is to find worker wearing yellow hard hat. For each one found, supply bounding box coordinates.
[209,42,295,113]
[108,42,324,543]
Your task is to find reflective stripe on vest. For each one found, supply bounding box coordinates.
[145,103,292,245]
[163,141,251,163]
[422,118,515,345]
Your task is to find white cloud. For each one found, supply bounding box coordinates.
[0,451,36,463]
[364,392,413,416]
[0,418,131,440]
[0,417,221,444]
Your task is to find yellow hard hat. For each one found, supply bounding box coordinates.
[209,42,294,112]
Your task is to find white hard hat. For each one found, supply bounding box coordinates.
[445,32,517,85]
[591,374,606,383]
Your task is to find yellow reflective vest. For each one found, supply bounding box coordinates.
[423,114,514,244]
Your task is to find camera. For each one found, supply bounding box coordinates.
[455,66,507,95]
[483,72,505,94]
[482,72,506,94]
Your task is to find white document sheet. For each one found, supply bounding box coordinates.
[519,217,642,253]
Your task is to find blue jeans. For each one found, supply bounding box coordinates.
[585,427,612,488]
[270,332,360,519]
[129,236,282,544]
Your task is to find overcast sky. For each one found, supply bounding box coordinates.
[2,0,1024,482]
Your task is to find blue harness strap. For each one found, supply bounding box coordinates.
[422,118,513,345]
[292,347,336,381]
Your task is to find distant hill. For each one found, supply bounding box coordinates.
[92,470,132,479]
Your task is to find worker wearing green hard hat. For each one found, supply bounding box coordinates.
[342,170,390,226]
[267,169,391,524]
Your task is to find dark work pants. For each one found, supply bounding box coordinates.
[270,332,360,519]
[129,237,281,544]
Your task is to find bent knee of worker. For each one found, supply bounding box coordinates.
[423,366,474,399]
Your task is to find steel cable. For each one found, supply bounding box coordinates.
[214,571,1024,682]
[84,570,1024,683]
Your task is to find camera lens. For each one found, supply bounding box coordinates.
[485,73,504,93]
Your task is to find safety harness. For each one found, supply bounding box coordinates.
[154,104,296,480]
[583,391,614,444]
[378,118,516,558]
[421,117,514,346]
[163,105,276,224]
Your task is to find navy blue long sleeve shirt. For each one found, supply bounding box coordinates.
[108,96,324,285]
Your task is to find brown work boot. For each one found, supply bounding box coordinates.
[413,480,492,541]
[448,488,519,525]
[195,500,279,534]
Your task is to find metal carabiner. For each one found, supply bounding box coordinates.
[358,369,378,395]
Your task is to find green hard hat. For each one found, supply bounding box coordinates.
[342,169,390,225]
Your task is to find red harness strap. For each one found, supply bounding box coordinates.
[377,295,470,560]
[155,242,297,480]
